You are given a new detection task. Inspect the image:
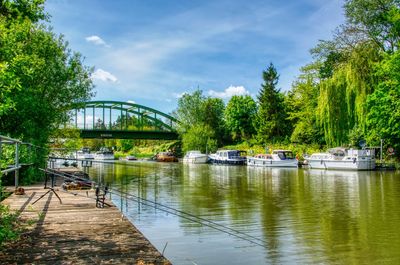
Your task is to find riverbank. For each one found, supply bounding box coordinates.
[0,183,171,265]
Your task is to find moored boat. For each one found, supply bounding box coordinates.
[182,151,208,164]
[156,152,178,162]
[247,150,298,167]
[94,147,115,160]
[125,155,137,161]
[208,150,247,165]
[76,147,94,160]
[305,148,375,170]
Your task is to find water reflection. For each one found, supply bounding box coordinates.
[87,162,400,264]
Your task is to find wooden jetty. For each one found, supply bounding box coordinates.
[0,181,171,265]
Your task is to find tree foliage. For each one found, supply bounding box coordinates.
[344,0,400,52]
[0,0,94,182]
[286,63,324,144]
[0,0,48,22]
[182,124,218,154]
[256,63,290,144]
[224,95,257,141]
[366,50,400,150]
[174,90,225,153]
[296,0,400,148]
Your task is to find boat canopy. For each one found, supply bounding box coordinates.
[328,148,346,157]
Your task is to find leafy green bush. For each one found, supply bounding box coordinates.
[0,204,19,248]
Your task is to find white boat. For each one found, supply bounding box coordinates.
[182,151,208,164]
[208,150,247,165]
[76,147,94,160]
[247,150,298,167]
[94,147,115,160]
[125,155,137,161]
[305,148,375,170]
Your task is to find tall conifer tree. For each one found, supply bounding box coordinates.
[256,63,289,144]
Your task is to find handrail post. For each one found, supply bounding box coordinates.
[15,142,19,188]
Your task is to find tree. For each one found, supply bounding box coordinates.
[174,90,226,151]
[344,0,400,53]
[203,97,227,145]
[286,63,324,144]
[366,50,400,151]
[255,63,290,143]
[224,95,257,141]
[181,124,217,154]
[308,0,398,146]
[0,0,48,23]
[0,0,94,182]
[174,90,206,133]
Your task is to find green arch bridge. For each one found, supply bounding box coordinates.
[69,101,179,140]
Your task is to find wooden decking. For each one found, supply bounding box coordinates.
[0,183,171,265]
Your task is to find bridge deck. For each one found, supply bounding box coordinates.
[0,182,171,265]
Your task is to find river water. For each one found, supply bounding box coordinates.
[87,161,400,265]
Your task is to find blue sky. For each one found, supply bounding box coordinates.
[45,0,345,113]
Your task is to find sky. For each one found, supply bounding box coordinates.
[45,0,345,114]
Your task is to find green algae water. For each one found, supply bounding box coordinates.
[88,161,400,264]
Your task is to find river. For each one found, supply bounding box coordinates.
[87,161,400,264]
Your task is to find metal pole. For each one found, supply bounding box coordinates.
[109,106,112,129]
[83,107,86,129]
[102,104,105,129]
[120,104,123,130]
[125,110,128,130]
[93,106,95,129]
[380,139,383,162]
[15,142,19,188]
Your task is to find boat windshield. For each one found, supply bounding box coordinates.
[81,147,90,153]
[274,151,294,160]
[328,148,346,157]
[228,151,240,158]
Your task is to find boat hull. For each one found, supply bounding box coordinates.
[94,155,115,160]
[209,158,246,165]
[247,157,298,167]
[182,156,208,164]
[307,159,375,170]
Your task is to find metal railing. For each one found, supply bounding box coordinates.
[0,135,46,189]
[0,135,22,188]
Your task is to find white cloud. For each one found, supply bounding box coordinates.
[85,35,110,47]
[91,69,117,82]
[172,92,188,98]
[126,100,136,104]
[207,85,250,99]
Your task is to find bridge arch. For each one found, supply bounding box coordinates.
[69,101,179,140]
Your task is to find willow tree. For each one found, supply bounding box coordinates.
[316,44,380,146]
[310,0,399,146]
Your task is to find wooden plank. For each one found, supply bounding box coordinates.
[0,184,171,265]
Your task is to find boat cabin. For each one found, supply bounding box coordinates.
[272,150,294,160]
[216,150,246,159]
[255,154,273,160]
